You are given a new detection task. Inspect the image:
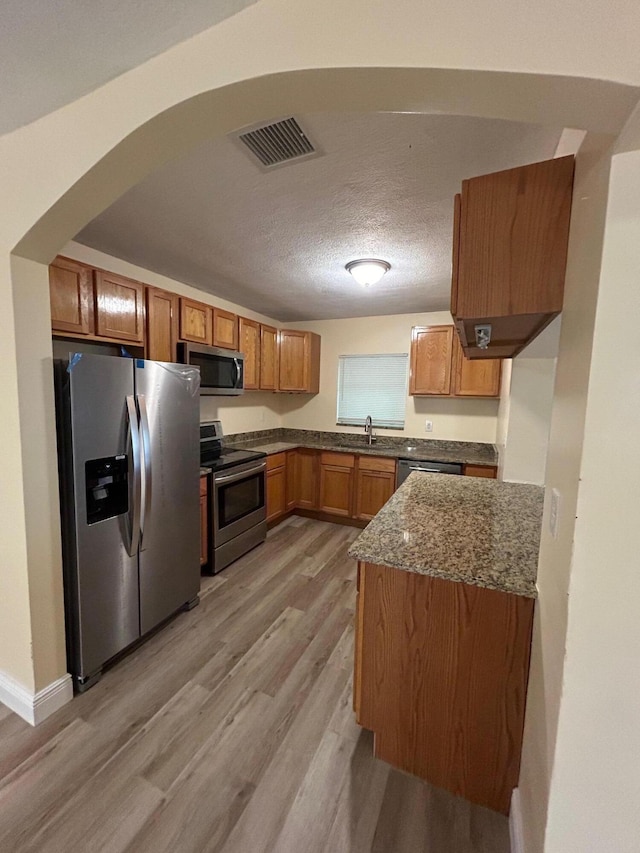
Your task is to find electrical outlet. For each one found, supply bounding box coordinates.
[425,420,433,433]
[549,488,560,539]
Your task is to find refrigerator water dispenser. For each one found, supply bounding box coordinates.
[85,456,128,524]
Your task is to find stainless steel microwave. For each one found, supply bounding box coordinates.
[177,343,244,395]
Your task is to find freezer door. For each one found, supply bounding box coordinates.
[67,354,140,679]
[135,360,201,634]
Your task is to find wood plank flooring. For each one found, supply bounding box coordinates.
[0,517,510,853]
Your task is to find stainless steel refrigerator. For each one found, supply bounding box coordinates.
[55,353,201,691]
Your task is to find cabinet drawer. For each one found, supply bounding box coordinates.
[199,476,208,497]
[320,451,356,468]
[266,452,287,471]
[358,456,396,474]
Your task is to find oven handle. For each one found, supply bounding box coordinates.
[214,462,266,485]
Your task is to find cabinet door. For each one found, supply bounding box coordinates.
[278,329,307,392]
[354,457,396,520]
[451,334,501,397]
[213,308,238,350]
[260,324,279,390]
[409,325,453,395]
[179,297,213,345]
[295,448,318,509]
[239,317,261,389]
[450,193,461,317]
[94,270,145,343]
[319,452,355,517]
[266,466,287,522]
[464,464,498,479]
[49,257,93,335]
[286,450,297,510]
[146,286,178,362]
[199,479,208,566]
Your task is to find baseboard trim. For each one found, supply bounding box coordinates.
[0,670,73,726]
[509,787,526,853]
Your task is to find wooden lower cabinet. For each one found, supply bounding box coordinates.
[318,452,355,517]
[354,457,396,520]
[266,453,287,522]
[464,464,498,478]
[354,561,534,815]
[286,450,297,510]
[199,476,208,567]
[294,448,318,510]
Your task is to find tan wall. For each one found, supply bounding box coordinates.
[279,314,499,443]
[517,133,615,852]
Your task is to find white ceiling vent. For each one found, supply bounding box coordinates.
[233,117,321,170]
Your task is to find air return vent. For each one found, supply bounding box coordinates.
[234,117,321,169]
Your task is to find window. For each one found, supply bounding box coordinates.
[336,353,409,429]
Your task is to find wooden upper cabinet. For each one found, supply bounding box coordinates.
[213,308,238,350]
[450,193,461,317]
[239,317,260,390]
[451,333,501,397]
[260,324,279,391]
[49,257,93,336]
[278,329,321,393]
[94,270,145,343]
[453,155,574,358]
[146,286,178,362]
[409,325,453,395]
[179,297,213,345]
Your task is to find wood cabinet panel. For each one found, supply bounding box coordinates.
[278,330,321,393]
[286,450,297,510]
[295,449,319,510]
[464,464,498,479]
[357,456,396,474]
[146,286,178,362]
[239,317,261,390]
[49,257,93,335]
[450,192,461,317]
[451,333,501,397]
[266,452,287,472]
[354,464,396,521]
[94,271,145,343]
[199,477,208,567]
[409,325,453,395]
[266,465,287,522]
[319,455,354,517]
[453,156,574,358]
[320,451,355,469]
[260,325,279,391]
[179,298,213,345]
[213,308,238,350]
[355,561,534,814]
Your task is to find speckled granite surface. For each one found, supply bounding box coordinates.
[226,428,496,466]
[199,467,211,476]
[348,472,543,598]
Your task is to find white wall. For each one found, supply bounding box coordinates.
[541,145,640,853]
[500,357,556,485]
[280,313,499,443]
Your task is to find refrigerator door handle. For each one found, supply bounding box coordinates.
[125,394,142,557]
[137,394,153,551]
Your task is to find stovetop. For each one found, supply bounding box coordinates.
[201,447,266,473]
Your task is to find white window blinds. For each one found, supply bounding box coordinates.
[336,354,409,429]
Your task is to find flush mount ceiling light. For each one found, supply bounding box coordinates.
[345,258,391,287]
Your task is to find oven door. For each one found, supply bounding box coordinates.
[212,459,266,546]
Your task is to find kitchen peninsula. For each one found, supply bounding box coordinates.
[349,472,544,814]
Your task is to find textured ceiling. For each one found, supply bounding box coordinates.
[76,112,562,321]
[0,0,258,134]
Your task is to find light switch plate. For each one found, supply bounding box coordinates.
[425,420,433,433]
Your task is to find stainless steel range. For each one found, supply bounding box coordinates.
[200,421,267,574]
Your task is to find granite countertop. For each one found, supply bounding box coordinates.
[348,472,544,598]
[199,467,211,476]
[226,429,497,467]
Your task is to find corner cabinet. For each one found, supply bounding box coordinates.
[452,155,574,358]
[266,452,288,522]
[278,330,321,393]
[410,324,501,397]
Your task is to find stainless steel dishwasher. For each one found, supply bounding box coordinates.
[396,458,463,487]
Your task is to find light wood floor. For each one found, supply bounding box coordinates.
[0,516,510,853]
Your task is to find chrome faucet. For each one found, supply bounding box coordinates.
[364,415,376,446]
